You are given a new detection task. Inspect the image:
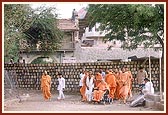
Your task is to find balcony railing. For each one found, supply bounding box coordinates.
[19,42,75,52]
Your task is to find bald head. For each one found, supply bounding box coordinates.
[44,70,48,75]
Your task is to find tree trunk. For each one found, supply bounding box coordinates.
[161,47,164,92]
[157,34,164,92]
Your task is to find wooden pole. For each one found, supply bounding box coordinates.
[148,49,152,93]
[149,56,151,82]
[159,50,162,100]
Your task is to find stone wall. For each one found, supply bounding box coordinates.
[4,59,160,92]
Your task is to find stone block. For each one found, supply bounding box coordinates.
[156,102,164,111]
[145,99,155,108]
[160,99,164,104]
[145,94,160,102]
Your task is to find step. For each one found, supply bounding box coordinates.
[145,99,155,108]
[144,94,160,102]
[160,99,164,104]
[156,102,164,111]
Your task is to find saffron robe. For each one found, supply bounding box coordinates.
[118,72,130,102]
[93,81,109,102]
[41,74,51,100]
[105,72,117,99]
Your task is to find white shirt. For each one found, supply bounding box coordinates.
[142,81,154,94]
[79,73,85,86]
[57,77,65,90]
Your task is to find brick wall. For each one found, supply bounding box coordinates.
[4,59,160,92]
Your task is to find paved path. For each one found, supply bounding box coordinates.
[4,90,158,112]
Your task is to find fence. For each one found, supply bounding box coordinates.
[4,59,160,92]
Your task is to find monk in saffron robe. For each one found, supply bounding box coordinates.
[105,70,117,102]
[94,72,103,87]
[114,69,122,99]
[80,71,88,102]
[125,68,133,98]
[41,70,51,100]
[118,67,130,104]
[92,79,109,102]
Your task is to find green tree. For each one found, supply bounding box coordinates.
[88,4,164,90]
[4,4,33,62]
[4,4,63,62]
[23,6,63,53]
[88,4,164,51]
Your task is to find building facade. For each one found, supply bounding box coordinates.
[19,7,162,63]
[19,19,78,63]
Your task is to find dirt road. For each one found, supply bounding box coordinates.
[4,90,158,112]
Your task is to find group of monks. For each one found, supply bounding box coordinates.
[80,67,133,104]
[40,67,133,104]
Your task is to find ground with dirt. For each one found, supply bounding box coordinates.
[3,90,159,113]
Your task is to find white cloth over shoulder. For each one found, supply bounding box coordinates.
[85,76,94,93]
[57,77,65,91]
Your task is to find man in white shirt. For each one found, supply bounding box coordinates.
[79,70,85,88]
[57,72,65,100]
[85,71,94,102]
[130,78,154,107]
[142,78,154,95]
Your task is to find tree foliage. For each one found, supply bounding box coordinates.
[87,4,165,91]
[4,4,63,62]
[4,4,32,62]
[87,4,164,51]
[23,6,63,52]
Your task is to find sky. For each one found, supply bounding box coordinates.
[31,3,88,19]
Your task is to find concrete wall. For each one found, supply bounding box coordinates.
[4,60,160,92]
